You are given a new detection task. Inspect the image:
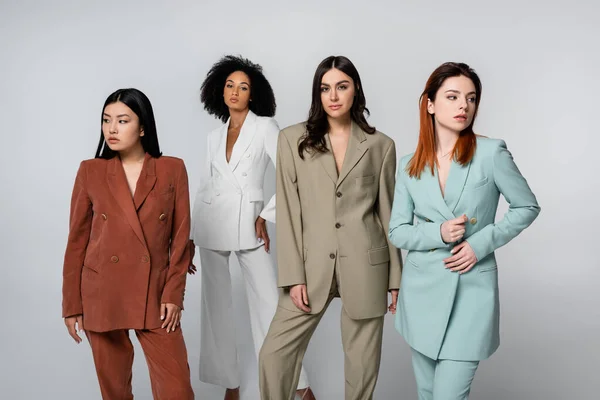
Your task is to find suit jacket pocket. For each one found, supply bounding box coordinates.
[478,263,498,272]
[464,177,489,190]
[248,189,264,202]
[368,246,390,266]
[356,175,375,186]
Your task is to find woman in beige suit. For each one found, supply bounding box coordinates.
[258,56,402,400]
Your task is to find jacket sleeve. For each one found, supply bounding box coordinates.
[466,140,541,261]
[62,162,92,318]
[259,118,280,223]
[377,141,403,290]
[388,160,448,251]
[276,131,306,288]
[161,160,191,309]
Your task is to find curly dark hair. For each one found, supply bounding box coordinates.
[200,55,276,122]
[298,55,375,159]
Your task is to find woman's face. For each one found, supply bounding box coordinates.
[223,70,251,112]
[102,101,144,153]
[320,68,356,120]
[428,75,477,134]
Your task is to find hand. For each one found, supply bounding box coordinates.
[255,216,270,253]
[444,241,478,274]
[388,289,399,314]
[160,303,182,333]
[289,284,311,312]
[441,214,468,243]
[187,240,197,275]
[64,314,84,344]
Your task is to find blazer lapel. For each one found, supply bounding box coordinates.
[421,168,456,221]
[336,122,368,188]
[443,158,471,214]
[133,153,157,211]
[107,156,148,250]
[228,111,257,171]
[215,121,241,188]
[317,134,338,184]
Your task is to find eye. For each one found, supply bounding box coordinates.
[338,84,348,90]
[447,95,457,100]
[468,97,476,103]
[102,118,110,123]
[320,87,329,92]
[241,87,248,91]
[226,83,233,88]
[119,120,128,124]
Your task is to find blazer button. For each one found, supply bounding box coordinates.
[329,253,335,259]
[336,192,342,198]
[242,172,247,177]
[429,249,435,252]
[335,223,341,229]
[141,255,149,263]
[101,213,107,220]
[470,217,477,225]
[110,255,119,263]
[245,153,251,158]
[425,218,431,222]
[159,213,166,221]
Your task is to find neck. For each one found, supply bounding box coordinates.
[327,114,352,136]
[119,144,146,164]
[229,108,249,129]
[434,124,460,156]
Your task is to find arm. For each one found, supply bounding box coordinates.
[190,134,212,240]
[377,141,403,290]
[62,162,92,318]
[388,162,448,251]
[276,132,306,288]
[466,140,541,261]
[161,160,191,309]
[259,119,280,223]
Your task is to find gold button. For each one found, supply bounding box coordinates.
[470,217,477,225]
[110,255,119,263]
[101,213,107,220]
[159,213,166,221]
[429,249,435,252]
[141,255,149,263]
[425,218,431,222]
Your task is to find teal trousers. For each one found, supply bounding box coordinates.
[411,348,479,400]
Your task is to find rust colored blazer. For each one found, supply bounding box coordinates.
[62,153,191,332]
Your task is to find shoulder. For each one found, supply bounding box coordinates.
[155,155,186,171]
[79,157,108,174]
[280,122,308,142]
[256,116,280,131]
[475,135,507,156]
[399,152,415,170]
[368,130,396,150]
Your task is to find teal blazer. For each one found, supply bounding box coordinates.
[388,137,540,361]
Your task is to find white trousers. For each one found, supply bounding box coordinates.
[198,246,310,390]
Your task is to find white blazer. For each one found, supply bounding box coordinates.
[191,111,279,251]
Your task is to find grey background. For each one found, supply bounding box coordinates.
[1,0,598,399]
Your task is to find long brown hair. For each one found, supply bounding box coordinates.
[407,62,482,178]
[298,56,375,159]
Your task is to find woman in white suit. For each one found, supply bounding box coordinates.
[189,55,315,400]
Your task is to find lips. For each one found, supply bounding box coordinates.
[229,98,239,103]
[454,114,467,121]
[108,138,119,143]
[329,104,342,110]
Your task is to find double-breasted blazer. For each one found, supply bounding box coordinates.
[62,153,191,332]
[276,121,402,320]
[191,111,278,251]
[388,137,540,361]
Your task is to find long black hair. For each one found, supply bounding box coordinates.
[200,55,276,122]
[95,88,162,159]
[298,56,375,159]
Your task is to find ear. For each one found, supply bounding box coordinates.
[140,127,145,137]
[427,98,435,115]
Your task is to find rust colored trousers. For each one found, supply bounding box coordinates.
[85,327,194,399]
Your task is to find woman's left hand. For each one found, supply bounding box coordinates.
[444,241,478,274]
[255,216,270,253]
[160,303,182,333]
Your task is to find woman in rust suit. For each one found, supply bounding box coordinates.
[61,88,195,400]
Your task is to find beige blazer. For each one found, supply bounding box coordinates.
[276,121,402,320]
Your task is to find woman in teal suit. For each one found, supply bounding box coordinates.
[388,62,540,400]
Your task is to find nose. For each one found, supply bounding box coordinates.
[109,121,118,134]
[459,97,468,111]
[232,86,239,96]
[330,88,338,102]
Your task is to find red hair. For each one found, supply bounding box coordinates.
[407,62,482,179]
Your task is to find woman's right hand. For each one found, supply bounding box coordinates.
[290,284,311,313]
[441,214,468,243]
[187,240,197,275]
[64,314,84,344]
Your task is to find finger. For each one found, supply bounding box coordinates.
[459,262,476,274]
[450,260,471,272]
[292,296,310,312]
[167,311,177,333]
[264,232,271,253]
[165,307,177,332]
[302,286,309,306]
[444,253,462,264]
[450,242,466,254]
[161,304,169,328]
[67,323,81,344]
[77,315,85,332]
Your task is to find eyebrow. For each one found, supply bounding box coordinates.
[321,80,351,87]
[445,89,477,96]
[103,113,131,118]
[226,79,250,85]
